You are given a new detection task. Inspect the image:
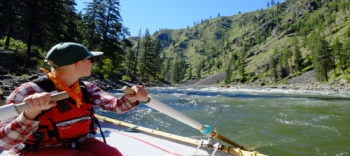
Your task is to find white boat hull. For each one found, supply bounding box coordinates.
[0,115,264,156]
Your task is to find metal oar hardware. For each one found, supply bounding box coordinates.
[122,86,248,151]
[0,91,69,120]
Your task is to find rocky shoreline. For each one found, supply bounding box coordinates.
[0,73,132,96]
[235,83,350,92]
[1,69,349,96]
[181,70,350,92]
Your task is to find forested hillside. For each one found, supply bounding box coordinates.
[0,0,135,81]
[1,0,350,86]
[138,0,350,85]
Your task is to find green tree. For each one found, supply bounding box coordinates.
[293,37,303,72]
[309,31,331,81]
[152,40,162,83]
[238,51,246,82]
[279,46,291,78]
[162,58,172,81]
[270,47,280,82]
[1,0,19,49]
[342,37,350,71]
[138,29,154,82]
[82,0,99,49]
[188,64,193,80]
[224,60,232,84]
[170,56,186,83]
[98,0,127,72]
[125,45,137,80]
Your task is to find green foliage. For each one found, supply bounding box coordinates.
[308,31,332,82]
[92,58,116,78]
[293,37,303,72]
[0,37,44,67]
[0,37,27,50]
[22,74,29,78]
[3,0,350,85]
[122,75,131,81]
[280,79,288,84]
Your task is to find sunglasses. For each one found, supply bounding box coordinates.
[87,58,95,63]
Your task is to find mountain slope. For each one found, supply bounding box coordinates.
[136,0,350,85]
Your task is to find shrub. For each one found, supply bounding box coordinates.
[122,75,131,81]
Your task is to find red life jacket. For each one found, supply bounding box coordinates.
[24,77,95,149]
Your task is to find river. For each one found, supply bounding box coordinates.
[95,87,350,156]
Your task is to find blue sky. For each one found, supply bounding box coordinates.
[76,0,284,37]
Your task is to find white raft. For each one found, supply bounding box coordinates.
[94,114,263,156]
[0,114,264,156]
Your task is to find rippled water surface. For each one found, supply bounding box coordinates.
[95,87,350,156]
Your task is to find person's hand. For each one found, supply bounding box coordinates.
[23,92,56,119]
[125,86,149,103]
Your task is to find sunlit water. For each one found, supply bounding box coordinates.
[95,87,350,156]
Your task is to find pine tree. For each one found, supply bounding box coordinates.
[170,56,186,83]
[162,58,172,81]
[23,0,38,67]
[188,64,193,80]
[138,29,154,82]
[293,37,303,72]
[196,67,201,81]
[83,0,99,49]
[310,31,331,81]
[280,47,291,78]
[125,46,137,80]
[270,47,280,82]
[99,0,125,69]
[153,40,162,83]
[238,51,246,82]
[2,0,19,49]
[342,37,350,71]
[224,60,232,84]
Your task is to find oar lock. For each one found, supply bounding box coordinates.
[200,125,219,138]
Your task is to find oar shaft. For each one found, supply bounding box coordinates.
[0,91,69,120]
[147,97,247,150]
[146,97,203,130]
[122,86,247,150]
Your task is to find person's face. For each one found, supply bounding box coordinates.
[76,58,92,77]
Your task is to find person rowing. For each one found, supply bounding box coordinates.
[0,42,149,156]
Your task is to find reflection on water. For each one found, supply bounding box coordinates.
[97,87,350,156]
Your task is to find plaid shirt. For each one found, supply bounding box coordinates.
[0,81,139,153]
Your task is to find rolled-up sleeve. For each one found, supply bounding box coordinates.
[84,82,139,113]
[0,82,43,150]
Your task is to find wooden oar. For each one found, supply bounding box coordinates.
[122,87,248,150]
[0,91,69,121]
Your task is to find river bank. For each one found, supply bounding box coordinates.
[1,69,349,97]
[0,71,132,96]
[180,70,350,92]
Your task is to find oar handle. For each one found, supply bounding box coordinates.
[15,91,69,113]
[0,91,69,121]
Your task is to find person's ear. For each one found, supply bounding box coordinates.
[73,61,81,71]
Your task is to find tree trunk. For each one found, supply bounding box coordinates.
[25,0,38,67]
[5,0,18,49]
[134,29,141,78]
[5,25,13,49]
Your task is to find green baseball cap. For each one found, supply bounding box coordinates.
[45,42,103,67]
